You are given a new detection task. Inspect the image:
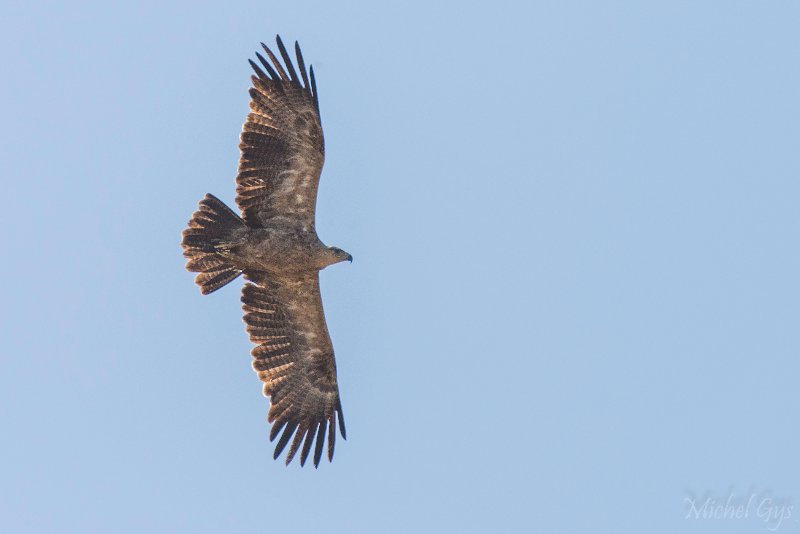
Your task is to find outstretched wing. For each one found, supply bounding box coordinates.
[237,35,324,230]
[241,271,345,467]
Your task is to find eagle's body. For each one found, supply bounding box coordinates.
[180,36,350,468]
[229,225,344,274]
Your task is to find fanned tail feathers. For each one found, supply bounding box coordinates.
[181,194,245,294]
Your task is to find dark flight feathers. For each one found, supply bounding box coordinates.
[237,36,343,467]
[237,35,325,230]
[241,273,346,467]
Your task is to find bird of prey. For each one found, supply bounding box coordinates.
[180,35,351,468]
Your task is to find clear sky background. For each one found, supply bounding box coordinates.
[2,1,799,533]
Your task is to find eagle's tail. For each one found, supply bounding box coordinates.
[181,194,246,295]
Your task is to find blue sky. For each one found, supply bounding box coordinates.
[2,1,799,532]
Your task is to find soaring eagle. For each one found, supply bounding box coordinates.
[181,36,350,468]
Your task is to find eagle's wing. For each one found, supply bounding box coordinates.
[236,36,324,229]
[241,271,345,467]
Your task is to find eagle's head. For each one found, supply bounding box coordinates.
[328,247,353,265]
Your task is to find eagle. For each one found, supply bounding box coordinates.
[180,35,350,468]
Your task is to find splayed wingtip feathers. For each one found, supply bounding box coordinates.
[275,35,300,86]
[273,421,298,460]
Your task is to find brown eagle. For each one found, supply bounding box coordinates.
[180,36,350,468]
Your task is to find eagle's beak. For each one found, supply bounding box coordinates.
[346,254,353,263]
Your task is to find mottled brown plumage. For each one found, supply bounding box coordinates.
[180,36,350,467]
